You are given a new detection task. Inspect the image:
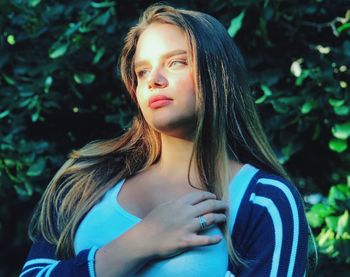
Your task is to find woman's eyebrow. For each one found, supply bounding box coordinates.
[134,49,187,69]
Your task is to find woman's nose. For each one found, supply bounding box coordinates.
[147,70,168,89]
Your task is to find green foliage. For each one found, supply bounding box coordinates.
[0,1,132,276]
[228,10,245,37]
[0,0,132,199]
[1,0,349,276]
[231,2,350,171]
[307,177,350,264]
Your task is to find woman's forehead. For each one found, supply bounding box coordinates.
[134,23,189,62]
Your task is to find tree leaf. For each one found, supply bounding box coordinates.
[295,70,309,86]
[91,1,115,8]
[325,216,339,232]
[306,210,324,228]
[74,72,96,84]
[317,228,335,248]
[332,122,350,139]
[7,35,16,45]
[328,185,350,208]
[255,95,266,104]
[49,42,69,59]
[228,11,245,37]
[337,22,350,34]
[31,111,40,122]
[93,47,105,64]
[301,100,315,114]
[328,138,348,153]
[44,76,53,93]
[329,98,345,107]
[0,110,10,119]
[29,0,41,7]
[2,73,15,85]
[26,158,46,176]
[337,210,350,235]
[334,105,350,116]
[261,84,273,96]
[311,203,335,217]
[255,85,272,104]
[93,11,111,26]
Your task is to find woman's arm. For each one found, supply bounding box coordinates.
[21,223,158,277]
[229,173,309,277]
[21,190,228,277]
[20,235,97,277]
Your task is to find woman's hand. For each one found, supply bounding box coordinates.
[136,190,228,259]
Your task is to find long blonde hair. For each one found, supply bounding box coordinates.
[30,4,287,265]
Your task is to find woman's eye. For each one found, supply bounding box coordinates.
[169,60,187,68]
[136,69,149,78]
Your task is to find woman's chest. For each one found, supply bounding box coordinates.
[117,176,203,219]
[74,178,228,277]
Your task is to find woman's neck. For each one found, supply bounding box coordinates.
[150,133,243,188]
[156,134,197,176]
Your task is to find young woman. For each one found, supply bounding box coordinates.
[21,4,309,277]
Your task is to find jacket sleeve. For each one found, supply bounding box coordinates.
[230,174,308,277]
[20,235,98,277]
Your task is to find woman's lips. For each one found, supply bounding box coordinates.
[148,95,173,109]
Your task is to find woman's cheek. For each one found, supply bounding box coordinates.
[136,92,149,115]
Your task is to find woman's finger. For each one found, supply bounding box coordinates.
[190,213,227,231]
[179,190,217,205]
[183,233,223,248]
[191,199,228,217]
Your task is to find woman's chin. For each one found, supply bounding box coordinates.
[151,122,195,140]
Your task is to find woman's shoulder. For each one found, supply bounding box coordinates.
[228,164,309,277]
[246,165,304,210]
[229,163,302,204]
[228,163,306,235]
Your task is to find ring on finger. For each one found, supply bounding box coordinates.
[198,215,207,230]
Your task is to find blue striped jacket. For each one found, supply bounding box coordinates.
[20,164,308,276]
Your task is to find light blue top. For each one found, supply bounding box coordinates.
[74,177,229,276]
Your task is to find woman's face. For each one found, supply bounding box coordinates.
[134,23,196,139]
